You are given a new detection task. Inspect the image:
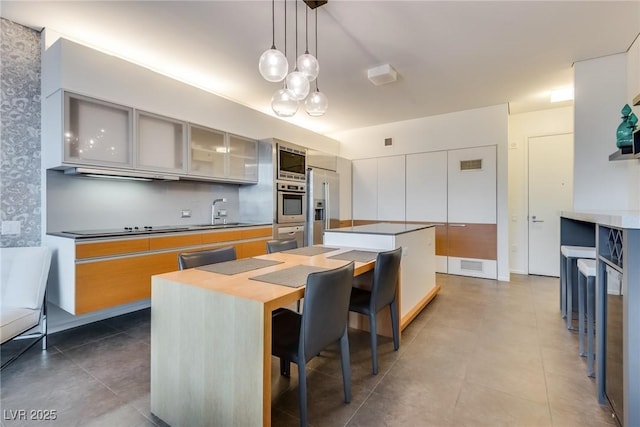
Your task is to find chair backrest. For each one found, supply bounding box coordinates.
[299,261,354,362]
[178,246,236,270]
[266,239,298,254]
[371,247,403,312]
[1,246,52,310]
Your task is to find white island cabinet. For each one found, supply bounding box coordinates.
[323,223,439,332]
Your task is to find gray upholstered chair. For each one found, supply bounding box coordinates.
[348,247,402,375]
[1,246,52,370]
[271,262,354,427]
[178,246,236,270]
[266,239,298,254]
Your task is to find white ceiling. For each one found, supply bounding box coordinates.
[2,1,639,137]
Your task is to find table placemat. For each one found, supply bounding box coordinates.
[249,265,329,288]
[282,246,338,256]
[197,258,283,275]
[327,250,379,263]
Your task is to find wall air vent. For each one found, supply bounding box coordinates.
[384,138,393,147]
[460,159,482,171]
[460,259,484,272]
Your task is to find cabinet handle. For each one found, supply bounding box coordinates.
[449,224,467,227]
[431,223,446,226]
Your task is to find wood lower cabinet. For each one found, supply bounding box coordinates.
[47,226,273,315]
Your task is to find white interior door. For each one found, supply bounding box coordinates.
[528,133,573,276]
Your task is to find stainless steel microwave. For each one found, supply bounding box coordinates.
[277,142,306,182]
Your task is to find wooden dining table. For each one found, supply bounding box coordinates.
[150,246,378,427]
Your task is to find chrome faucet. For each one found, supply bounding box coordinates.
[211,198,226,225]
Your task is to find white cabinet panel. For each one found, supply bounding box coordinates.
[447,146,496,224]
[377,156,405,221]
[137,111,186,173]
[189,125,226,178]
[228,134,258,182]
[352,159,378,220]
[406,151,447,222]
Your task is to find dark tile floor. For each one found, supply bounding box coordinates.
[0,274,616,426]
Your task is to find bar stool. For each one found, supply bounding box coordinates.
[560,245,596,329]
[577,258,596,377]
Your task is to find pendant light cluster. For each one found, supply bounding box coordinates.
[259,0,328,117]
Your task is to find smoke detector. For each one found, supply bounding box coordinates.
[367,64,398,86]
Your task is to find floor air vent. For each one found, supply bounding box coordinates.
[460,159,482,171]
[460,259,483,272]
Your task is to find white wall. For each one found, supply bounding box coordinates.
[331,104,510,281]
[507,106,573,274]
[574,53,638,211]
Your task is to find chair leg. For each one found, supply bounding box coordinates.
[560,253,567,318]
[390,301,399,351]
[297,362,308,427]
[339,330,352,403]
[280,358,290,376]
[368,313,378,375]
[587,276,596,378]
[566,257,576,330]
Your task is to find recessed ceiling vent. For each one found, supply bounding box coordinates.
[368,64,398,86]
[460,159,482,171]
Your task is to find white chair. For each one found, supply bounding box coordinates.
[1,246,52,369]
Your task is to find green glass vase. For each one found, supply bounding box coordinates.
[616,104,633,148]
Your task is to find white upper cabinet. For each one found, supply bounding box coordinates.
[63,92,132,168]
[352,159,378,220]
[137,111,186,173]
[447,145,497,224]
[406,151,448,222]
[188,125,258,183]
[377,156,406,221]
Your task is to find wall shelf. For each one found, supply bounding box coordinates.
[609,131,640,161]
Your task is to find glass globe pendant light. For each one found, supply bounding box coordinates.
[297,7,319,81]
[304,8,327,116]
[285,0,310,100]
[272,85,299,117]
[258,0,288,82]
[305,86,328,116]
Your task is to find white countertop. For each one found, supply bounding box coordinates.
[324,222,434,236]
[561,210,640,229]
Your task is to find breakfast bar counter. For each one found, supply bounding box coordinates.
[150,247,375,427]
[561,211,640,427]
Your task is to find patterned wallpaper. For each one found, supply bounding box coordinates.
[0,19,42,247]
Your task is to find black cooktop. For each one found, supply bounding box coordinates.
[62,225,190,237]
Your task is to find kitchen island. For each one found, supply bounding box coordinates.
[561,211,640,427]
[323,222,439,331]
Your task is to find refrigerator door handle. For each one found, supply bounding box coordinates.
[324,181,330,230]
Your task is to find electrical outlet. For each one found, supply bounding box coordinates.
[218,210,227,217]
[181,209,192,218]
[1,221,21,235]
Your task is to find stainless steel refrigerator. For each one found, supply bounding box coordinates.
[305,167,340,246]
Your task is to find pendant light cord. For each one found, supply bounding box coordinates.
[305,6,310,54]
[315,8,320,91]
[295,0,299,61]
[270,0,275,49]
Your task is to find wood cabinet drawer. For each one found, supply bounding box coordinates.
[75,251,178,314]
[76,238,149,259]
[447,223,496,260]
[149,234,202,250]
[201,230,244,244]
[237,239,269,258]
[241,227,272,239]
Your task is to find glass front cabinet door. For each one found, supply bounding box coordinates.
[228,134,258,182]
[137,111,186,173]
[189,124,227,179]
[64,93,133,167]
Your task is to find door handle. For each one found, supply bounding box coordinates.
[531,215,544,223]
